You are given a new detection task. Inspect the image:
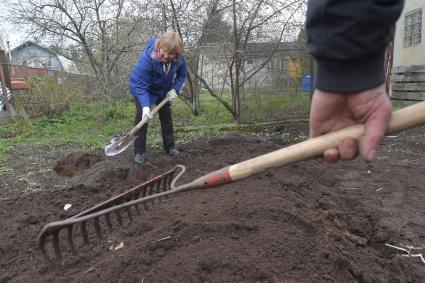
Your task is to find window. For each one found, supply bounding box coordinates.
[404,9,422,47]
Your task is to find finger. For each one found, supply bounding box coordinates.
[360,123,386,161]
[324,148,339,163]
[338,137,357,160]
[360,109,391,161]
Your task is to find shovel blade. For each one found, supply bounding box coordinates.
[104,135,136,156]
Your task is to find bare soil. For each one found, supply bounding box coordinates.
[1,123,425,283]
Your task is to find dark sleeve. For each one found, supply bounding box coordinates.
[306,0,404,93]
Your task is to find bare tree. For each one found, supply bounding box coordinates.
[167,0,306,121]
[7,0,157,97]
[5,0,306,121]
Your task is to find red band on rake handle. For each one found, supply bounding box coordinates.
[191,167,233,189]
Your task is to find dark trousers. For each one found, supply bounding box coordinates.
[133,98,175,154]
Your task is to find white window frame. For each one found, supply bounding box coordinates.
[404,9,422,47]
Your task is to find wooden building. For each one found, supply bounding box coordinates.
[392,0,425,100]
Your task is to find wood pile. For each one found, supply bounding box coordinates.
[391,65,425,101]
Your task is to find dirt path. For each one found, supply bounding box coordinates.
[1,124,425,282]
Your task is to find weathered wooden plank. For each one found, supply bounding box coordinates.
[391,73,425,83]
[392,82,425,91]
[392,65,425,74]
[391,91,425,101]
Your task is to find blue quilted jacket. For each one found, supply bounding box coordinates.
[129,37,188,107]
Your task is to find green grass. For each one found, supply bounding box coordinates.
[241,93,310,121]
[392,100,417,111]
[0,99,134,161]
[173,98,234,126]
[0,165,13,173]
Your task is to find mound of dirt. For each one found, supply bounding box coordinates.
[1,125,425,282]
[53,153,104,177]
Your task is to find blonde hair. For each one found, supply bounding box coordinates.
[154,32,184,57]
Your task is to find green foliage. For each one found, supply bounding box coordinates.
[241,90,311,122]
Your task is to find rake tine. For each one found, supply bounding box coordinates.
[134,204,141,216]
[132,191,141,215]
[141,185,147,197]
[159,179,164,192]
[166,175,171,190]
[162,175,171,197]
[142,202,149,210]
[151,183,157,195]
[164,175,171,191]
[150,183,158,203]
[125,207,133,223]
[146,184,152,196]
[115,210,123,226]
[142,185,150,210]
[39,234,49,261]
[67,226,77,254]
[94,218,102,239]
[53,232,62,260]
[167,175,171,190]
[156,180,163,200]
[105,213,113,231]
[165,175,170,188]
[80,222,90,245]
[161,176,172,200]
[38,225,60,263]
[131,191,140,216]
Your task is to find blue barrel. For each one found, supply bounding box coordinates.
[301,74,312,93]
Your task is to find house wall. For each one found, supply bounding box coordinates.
[393,0,425,67]
[11,45,63,71]
[199,48,303,92]
[199,55,298,91]
[244,56,301,90]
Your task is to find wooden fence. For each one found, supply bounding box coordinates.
[391,65,425,101]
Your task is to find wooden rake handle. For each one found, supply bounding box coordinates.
[231,100,425,180]
[128,95,171,136]
[183,101,425,190]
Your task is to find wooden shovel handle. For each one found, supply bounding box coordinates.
[128,96,171,136]
[228,101,425,181]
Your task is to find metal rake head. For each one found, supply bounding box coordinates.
[38,165,186,263]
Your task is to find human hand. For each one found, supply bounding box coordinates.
[309,84,392,162]
[167,89,178,101]
[142,107,153,119]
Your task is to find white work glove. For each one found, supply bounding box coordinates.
[167,89,178,101]
[142,107,153,119]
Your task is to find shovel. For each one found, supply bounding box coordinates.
[39,100,425,262]
[104,95,172,156]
